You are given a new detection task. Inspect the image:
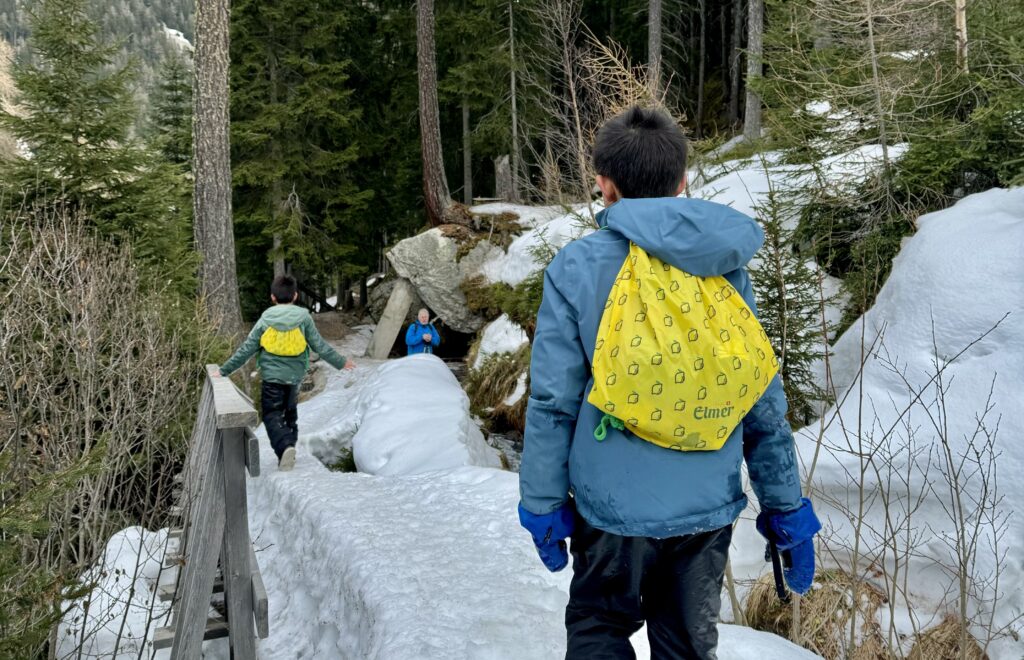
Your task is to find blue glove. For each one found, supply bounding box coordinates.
[756,497,822,595]
[518,501,575,572]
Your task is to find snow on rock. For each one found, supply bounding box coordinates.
[473,313,530,369]
[788,187,1024,658]
[56,527,172,659]
[480,203,600,286]
[469,202,567,229]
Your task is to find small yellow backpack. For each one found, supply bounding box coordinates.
[259,326,308,357]
[587,243,779,451]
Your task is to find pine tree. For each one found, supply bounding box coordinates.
[150,53,192,166]
[230,0,370,312]
[748,178,829,426]
[0,0,141,228]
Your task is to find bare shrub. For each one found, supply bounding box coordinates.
[0,207,221,656]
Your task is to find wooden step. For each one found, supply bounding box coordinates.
[152,616,228,650]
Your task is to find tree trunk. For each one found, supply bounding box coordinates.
[495,155,512,201]
[728,0,743,125]
[193,0,243,336]
[462,99,473,205]
[508,0,520,202]
[359,275,369,310]
[648,0,662,97]
[743,0,763,141]
[954,0,968,75]
[272,233,285,278]
[696,0,706,138]
[416,0,452,227]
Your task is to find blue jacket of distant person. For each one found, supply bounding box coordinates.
[519,197,804,538]
[406,321,441,355]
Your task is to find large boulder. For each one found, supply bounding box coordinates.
[386,226,500,333]
[367,277,424,324]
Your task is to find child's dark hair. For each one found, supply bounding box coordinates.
[271,275,298,303]
[593,106,688,198]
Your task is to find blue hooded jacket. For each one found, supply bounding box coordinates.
[406,321,441,355]
[519,197,803,538]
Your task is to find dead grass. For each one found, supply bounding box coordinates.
[907,616,987,660]
[744,569,891,660]
[466,345,531,433]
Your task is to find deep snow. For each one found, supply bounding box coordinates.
[790,187,1024,657]
[472,313,529,370]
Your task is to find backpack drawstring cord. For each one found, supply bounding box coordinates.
[594,414,625,441]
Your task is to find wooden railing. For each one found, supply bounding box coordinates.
[154,365,269,658]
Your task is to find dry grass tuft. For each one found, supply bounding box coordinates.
[907,616,987,660]
[744,569,891,660]
[466,345,531,432]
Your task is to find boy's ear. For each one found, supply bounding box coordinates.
[674,174,687,196]
[271,294,278,304]
[596,175,620,204]
[290,292,299,303]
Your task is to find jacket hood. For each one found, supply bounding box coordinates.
[261,304,310,330]
[596,197,764,276]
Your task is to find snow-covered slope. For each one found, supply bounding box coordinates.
[790,188,1024,657]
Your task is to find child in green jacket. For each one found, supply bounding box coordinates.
[219,275,355,471]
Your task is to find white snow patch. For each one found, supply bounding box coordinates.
[56,527,172,659]
[503,372,528,406]
[473,314,530,369]
[480,203,601,286]
[162,25,193,53]
[469,202,567,229]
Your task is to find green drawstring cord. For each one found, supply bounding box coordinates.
[594,414,625,441]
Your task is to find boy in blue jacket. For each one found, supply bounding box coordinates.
[518,107,821,659]
[405,308,441,355]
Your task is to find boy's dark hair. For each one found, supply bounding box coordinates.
[593,106,688,199]
[271,275,298,303]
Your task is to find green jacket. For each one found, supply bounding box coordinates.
[220,304,347,385]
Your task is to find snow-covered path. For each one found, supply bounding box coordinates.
[240,329,820,659]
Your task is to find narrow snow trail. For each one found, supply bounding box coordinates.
[241,329,820,659]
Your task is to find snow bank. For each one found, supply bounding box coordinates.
[56,527,171,659]
[473,313,529,369]
[480,203,600,286]
[785,188,1024,658]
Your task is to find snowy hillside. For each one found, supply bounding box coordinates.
[786,187,1024,658]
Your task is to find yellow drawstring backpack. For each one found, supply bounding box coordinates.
[587,243,779,451]
[260,326,308,357]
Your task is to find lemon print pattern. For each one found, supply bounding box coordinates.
[588,242,779,451]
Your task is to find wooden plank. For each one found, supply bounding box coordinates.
[244,427,261,478]
[219,427,256,657]
[249,545,269,639]
[169,421,227,660]
[206,364,258,429]
[154,616,228,650]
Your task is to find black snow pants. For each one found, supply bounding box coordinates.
[261,380,299,459]
[565,511,733,660]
